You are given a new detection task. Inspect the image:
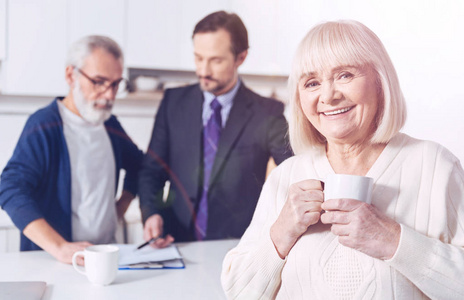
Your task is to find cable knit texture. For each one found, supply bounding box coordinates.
[221,133,464,299]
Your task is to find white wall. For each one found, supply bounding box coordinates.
[317,0,464,161]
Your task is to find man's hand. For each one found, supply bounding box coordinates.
[143,214,175,248]
[55,241,93,265]
[23,218,92,265]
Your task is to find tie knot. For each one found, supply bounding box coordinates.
[210,98,222,113]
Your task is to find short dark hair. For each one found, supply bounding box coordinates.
[193,11,249,57]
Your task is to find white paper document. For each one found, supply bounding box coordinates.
[115,244,184,269]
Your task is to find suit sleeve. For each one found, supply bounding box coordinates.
[0,118,47,231]
[267,101,292,165]
[138,91,171,224]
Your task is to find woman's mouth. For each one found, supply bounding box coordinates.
[322,106,354,116]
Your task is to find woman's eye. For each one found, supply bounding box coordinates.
[339,72,353,80]
[304,81,319,88]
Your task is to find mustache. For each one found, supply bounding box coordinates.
[199,76,217,82]
[93,99,114,110]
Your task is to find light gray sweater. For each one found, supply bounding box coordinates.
[222,133,464,299]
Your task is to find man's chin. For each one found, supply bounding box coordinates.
[82,110,112,125]
[200,82,222,94]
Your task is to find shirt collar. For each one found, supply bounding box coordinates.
[203,78,241,108]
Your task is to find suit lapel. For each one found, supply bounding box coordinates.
[184,86,204,195]
[184,86,204,136]
[209,85,254,187]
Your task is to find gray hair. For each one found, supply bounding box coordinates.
[66,35,124,69]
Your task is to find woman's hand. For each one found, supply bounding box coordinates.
[270,179,323,259]
[321,199,401,260]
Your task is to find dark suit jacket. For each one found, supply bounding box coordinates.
[138,82,292,241]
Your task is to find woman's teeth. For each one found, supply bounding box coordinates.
[323,107,352,116]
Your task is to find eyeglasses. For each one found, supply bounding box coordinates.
[73,66,128,95]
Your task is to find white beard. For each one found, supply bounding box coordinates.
[73,82,113,125]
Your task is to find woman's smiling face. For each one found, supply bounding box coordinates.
[298,65,381,145]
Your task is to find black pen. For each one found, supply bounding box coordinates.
[136,236,161,250]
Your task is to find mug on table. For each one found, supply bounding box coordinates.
[72,244,119,286]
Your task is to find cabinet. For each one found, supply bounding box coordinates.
[0,0,126,96]
[66,0,126,51]
[125,0,298,75]
[230,0,324,76]
[0,0,319,96]
[0,0,5,61]
[126,0,229,71]
[1,0,68,96]
[125,0,311,76]
[230,0,280,75]
[0,226,19,253]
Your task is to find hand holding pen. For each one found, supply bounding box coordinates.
[141,214,175,249]
[136,236,163,250]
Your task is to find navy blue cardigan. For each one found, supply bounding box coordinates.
[0,98,143,251]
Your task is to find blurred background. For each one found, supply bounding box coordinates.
[0,0,463,252]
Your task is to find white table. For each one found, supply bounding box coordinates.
[0,239,239,300]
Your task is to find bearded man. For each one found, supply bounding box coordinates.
[0,35,143,265]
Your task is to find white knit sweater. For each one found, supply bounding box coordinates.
[221,133,464,299]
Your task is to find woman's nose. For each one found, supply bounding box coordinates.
[320,82,341,104]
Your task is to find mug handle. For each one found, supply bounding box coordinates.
[72,251,86,275]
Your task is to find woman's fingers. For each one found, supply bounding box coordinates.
[295,179,324,191]
[320,210,351,224]
[270,179,325,258]
[321,198,364,212]
[320,199,401,260]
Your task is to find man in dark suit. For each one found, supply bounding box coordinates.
[138,11,292,245]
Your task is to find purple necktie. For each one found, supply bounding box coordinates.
[195,98,222,240]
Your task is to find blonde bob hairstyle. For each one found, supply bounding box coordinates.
[288,20,406,154]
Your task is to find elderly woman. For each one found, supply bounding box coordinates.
[221,20,464,299]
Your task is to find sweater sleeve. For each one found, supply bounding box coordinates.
[221,165,288,299]
[385,156,464,299]
[0,117,48,231]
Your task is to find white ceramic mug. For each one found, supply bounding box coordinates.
[72,245,119,286]
[324,174,374,204]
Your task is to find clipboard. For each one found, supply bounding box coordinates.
[116,244,185,270]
